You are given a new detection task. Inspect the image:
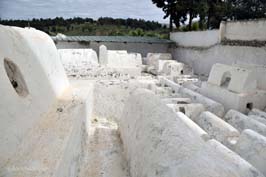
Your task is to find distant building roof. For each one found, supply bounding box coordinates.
[51,34,173,44]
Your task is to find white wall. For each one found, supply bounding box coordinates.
[173,45,266,76]
[170,19,266,76]
[0,25,69,167]
[170,19,266,46]
[223,19,266,41]
[170,30,220,47]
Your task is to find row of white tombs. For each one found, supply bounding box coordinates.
[58,45,266,176]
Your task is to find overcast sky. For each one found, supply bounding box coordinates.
[0,0,168,23]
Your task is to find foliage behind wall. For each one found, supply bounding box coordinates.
[0,17,169,39]
[152,0,266,31]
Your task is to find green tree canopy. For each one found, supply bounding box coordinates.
[152,0,266,31]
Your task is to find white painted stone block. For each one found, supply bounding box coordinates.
[201,81,266,113]
[146,57,192,77]
[234,63,266,91]
[99,45,142,68]
[59,49,98,66]
[167,103,205,121]
[107,50,129,67]
[224,110,266,136]
[159,77,182,93]
[196,111,240,147]
[207,63,257,93]
[180,87,225,117]
[161,61,185,76]
[120,89,206,177]
[0,25,69,166]
[99,45,108,65]
[58,49,99,76]
[235,129,266,176]
[155,60,176,73]
[159,77,225,117]
[175,112,209,141]
[146,53,172,66]
[128,53,142,66]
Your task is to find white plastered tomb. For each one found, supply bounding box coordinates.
[58,48,99,76]
[119,89,264,177]
[145,52,172,65]
[0,25,70,167]
[0,26,94,177]
[196,111,240,148]
[224,109,266,137]
[99,45,142,68]
[201,63,266,113]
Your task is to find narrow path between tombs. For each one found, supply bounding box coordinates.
[79,117,130,177]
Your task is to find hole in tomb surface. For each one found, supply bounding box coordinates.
[180,70,184,74]
[4,58,29,97]
[246,103,253,110]
[220,71,231,88]
[221,77,231,87]
[179,107,186,114]
[177,101,188,104]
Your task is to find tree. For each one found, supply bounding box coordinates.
[197,0,208,30]
[185,0,203,30]
[205,0,227,29]
[228,0,266,20]
[152,0,187,31]
[152,0,210,31]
